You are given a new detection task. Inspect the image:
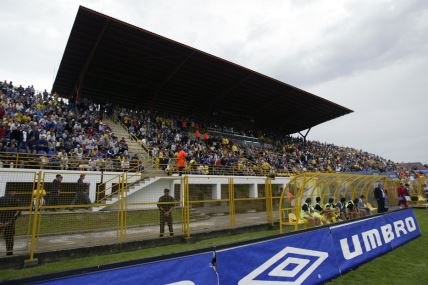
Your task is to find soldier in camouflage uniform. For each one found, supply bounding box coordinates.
[157,188,175,237]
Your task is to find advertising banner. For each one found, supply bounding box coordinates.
[35,209,421,285]
[217,228,340,285]
[330,208,421,273]
[37,252,218,285]
[380,208,421,249]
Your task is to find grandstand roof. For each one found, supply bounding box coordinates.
[52,6,353,134]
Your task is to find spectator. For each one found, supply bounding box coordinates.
[397,182,410,208]
[374,183,387,213]
[71,174,91,207]
[0,191,21,256]
[48,174,63,207]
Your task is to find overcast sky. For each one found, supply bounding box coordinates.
[1,0,427,163]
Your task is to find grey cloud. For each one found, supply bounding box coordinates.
[267,0,428,86]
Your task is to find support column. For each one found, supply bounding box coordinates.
[89,182,96,203]
[170,181,175,198]
[249,183,258,198]
[0,181,6,197]
[212,183,222,200]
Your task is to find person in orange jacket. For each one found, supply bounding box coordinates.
[177,149,186,174]
[203,132,209,143]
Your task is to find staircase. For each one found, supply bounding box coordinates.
[93,176,160,212]
[104,117,163,175]
[104,118,149,160]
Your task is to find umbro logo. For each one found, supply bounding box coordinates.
[239,247,328,285]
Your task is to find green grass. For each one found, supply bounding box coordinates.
[1,210,426,284]
[15,209,182,235]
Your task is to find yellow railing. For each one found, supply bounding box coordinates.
[0,168,407,263]
[0,151,144,172]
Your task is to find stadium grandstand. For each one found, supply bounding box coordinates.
[0,5,426,285]
[0,6,400,176]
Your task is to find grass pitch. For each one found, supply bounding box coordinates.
[0,209,426,284]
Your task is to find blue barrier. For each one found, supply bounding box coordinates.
[218,227,340,285]
[37,252,218,285]
[33,208,421,285]
[330,208,420,274]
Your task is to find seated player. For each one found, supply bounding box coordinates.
[356,195,370,217]
[301,198,326,225]
[336,197,347,221]
[314,197,323,213]
[324,197,339,223]
[346,198,358,219]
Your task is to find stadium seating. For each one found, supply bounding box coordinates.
[1,80,398,175]
[0,81,137,171]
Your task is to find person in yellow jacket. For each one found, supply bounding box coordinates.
[32,187,47,210]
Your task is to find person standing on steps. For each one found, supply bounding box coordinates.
[157,188,175,237]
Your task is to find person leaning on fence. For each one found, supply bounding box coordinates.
[48,174,62,207]
[71,174,91,207]
[0,191,21,256]
[157,188,175,237]
[176,149,186,175]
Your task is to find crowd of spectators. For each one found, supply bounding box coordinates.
[0,80,398,175]
[117,107,397,176]
[0,81,136,170]
[117,108,252,175]
[242,136,397,174]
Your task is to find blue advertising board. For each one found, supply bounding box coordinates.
[36,252,218,285]
[217,227,340,285]
[34,209,421,285]
[330,208,421,273]
[381,208,421,249]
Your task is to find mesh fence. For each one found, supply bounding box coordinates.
[31,172,125,253]
[1,170,411,260]
[0,170,38,256]
[187,178,231,236]
[125,174,182,240]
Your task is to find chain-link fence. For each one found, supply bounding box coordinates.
[1,170,410,264]
[0,170,38,256]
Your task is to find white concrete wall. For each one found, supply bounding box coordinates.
[0,170,290,207]
[0,168,127,201]
[125,178,175,210]
[125,175,290,209]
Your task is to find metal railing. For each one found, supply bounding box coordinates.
[0,151,144,172]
